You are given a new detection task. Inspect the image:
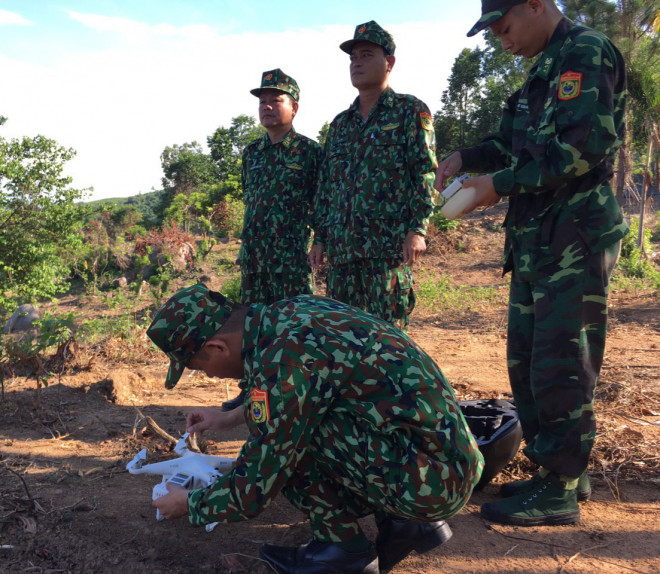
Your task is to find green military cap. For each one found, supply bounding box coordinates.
[340,20,396,55]
[467,0,528,37]
[147,283,236,389]
[250,68,300,101]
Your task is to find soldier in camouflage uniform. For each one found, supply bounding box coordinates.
[309,21,437,331]
[147,283,483,574]
[239,68,321,305]
[224,70,321,414]
[436,0,628,526]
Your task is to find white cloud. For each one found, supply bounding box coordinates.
[1,13,480,201]
[0,9,32,26]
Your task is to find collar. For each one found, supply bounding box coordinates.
[349,86,396,116]
[241,303,264,365]
[534,17,574,80]
[258,127,296,150]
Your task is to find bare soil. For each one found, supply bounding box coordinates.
[2,203,659,574]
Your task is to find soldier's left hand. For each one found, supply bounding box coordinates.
[462,175,500,214]
[403,232,427,266]
[153,483,190,520]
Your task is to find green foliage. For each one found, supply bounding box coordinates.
[86,190,164,228]
[615,216,660,287]
[158,142,217,221]
[434,32,530,158]
[210,198,245,238]
[415,270,506,312]
[196,236,217,262]
[431,209,460,232]
[0,132,89,312]
[208,115,264,180]
[317,121,330,148]
[0,311,77,392]
[220,274,241,301]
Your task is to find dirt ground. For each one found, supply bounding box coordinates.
[1,204,659,574]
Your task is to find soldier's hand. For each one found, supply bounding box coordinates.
[403,232,426,266]
[434,152,463,191]
[187,407,244,435]
[153,483,189,520]
[462,175,500,215]
[309,244,325,270]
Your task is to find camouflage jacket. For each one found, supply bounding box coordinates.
[459,18,628,278]
[239,128,321,273]
[187,295,483,526]
[313,87,438,265]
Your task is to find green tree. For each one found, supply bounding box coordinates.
[207,115,264,180]
[317,121,330,148]
[157,142,217,221]
[433,33,529,158]
[0,132,89,311]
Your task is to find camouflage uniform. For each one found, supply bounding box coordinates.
[459,18,628,477]
[239,128,321,304]
[237,68,322,305]
[314,87,437,330]
[313,21,437,331]
[183,295,483,542]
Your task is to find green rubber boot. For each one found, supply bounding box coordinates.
[500,471,591,502]
[482,473,580,526]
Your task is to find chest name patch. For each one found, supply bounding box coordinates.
[286,163,303,170]
[250,389,270,423]
[419,112,433,131]
[558,71,582,101]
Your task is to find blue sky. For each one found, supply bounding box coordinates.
[1,1,483,201]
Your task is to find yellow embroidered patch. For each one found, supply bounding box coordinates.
[558,71,582,101]
[250,389,270,423]
[382,123,400,131]
[286,163,303,170]
[419,112,433,131]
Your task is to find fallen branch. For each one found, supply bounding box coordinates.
[133,407,177,444]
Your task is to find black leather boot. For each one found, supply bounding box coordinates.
[376,517,452,572]
[259,538,378,574]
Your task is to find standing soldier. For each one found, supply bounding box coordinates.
[309,21,437,331]
[436,0,628,525]
[147,283,484,574]
[239,68,321,306]
[225,69,321,412]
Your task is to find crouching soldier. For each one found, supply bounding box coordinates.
[147,284,483,574]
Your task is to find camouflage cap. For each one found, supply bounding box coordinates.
[147,283,235,389]
[467,0,528,37]
[340,20,396,55]
[250,68,300,101]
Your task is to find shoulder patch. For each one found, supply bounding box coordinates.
[558,71,582,101]
[419,112,433,131]
[250,389,270,423]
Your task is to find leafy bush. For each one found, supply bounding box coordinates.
[430,209,460,232]
[615,216,660,288]
[210,198,245,238]
[220,274,241,301]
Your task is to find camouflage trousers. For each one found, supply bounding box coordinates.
[507,241,621,477]
[281,410,481,543]
[240,267,313,305]
[326,259,415,331]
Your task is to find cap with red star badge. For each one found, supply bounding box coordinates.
[250,68,300,101]
[340,20,396,55]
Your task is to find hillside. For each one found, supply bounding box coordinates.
[1,203,659,574]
